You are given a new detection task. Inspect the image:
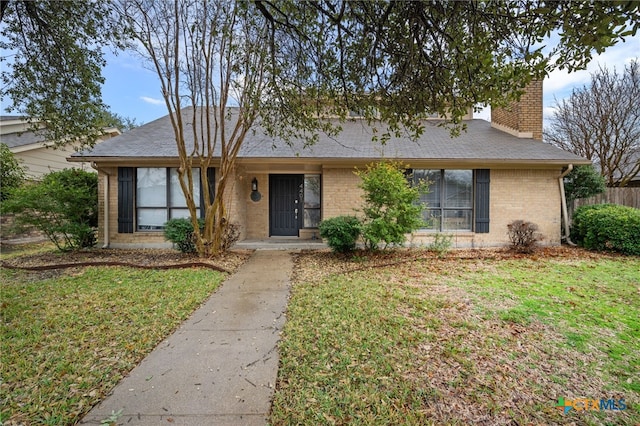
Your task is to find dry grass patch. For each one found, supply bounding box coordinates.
[272,247,639,425]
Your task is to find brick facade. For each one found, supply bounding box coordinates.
[321,167,364,218]
[96,164,562,248]
[491,80,543,140]
[412,168,562,248]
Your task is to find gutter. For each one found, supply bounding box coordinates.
[91,163,110,249]
[558,164,576,246]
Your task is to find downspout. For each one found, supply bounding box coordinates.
[559,164,576,246]
[91,163,110,249]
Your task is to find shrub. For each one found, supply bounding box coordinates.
[1,169,98,251]
[563,165,606,203]
[164,218,204,253]
[318,215,362,253]
[0,142,26,201]
[571,204,640,255]
[220,220,241,252]
[507,220,543,253]
[427,233,453,258]
[165,218,240,253]
[356,161,426,250]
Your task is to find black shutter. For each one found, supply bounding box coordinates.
[118,167,134,233]
[199,168,215,219]
[207,167,215,202]
[475,169,490,233]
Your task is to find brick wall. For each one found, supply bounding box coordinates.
[491,80,543,140]
[321,167,364,218]
[407,168,562,248]
[100,165,562,248]
[242,170,269,239]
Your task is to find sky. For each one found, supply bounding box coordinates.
[97,32,640,127]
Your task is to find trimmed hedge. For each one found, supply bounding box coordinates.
[571,204,640,255]
[318,215,362,253]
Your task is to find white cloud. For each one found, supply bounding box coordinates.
[140,96,164,106]
[544,33,640,96]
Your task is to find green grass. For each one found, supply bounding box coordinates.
[466,258,640,392]
[271,252,640,425]
[1,265,226,425]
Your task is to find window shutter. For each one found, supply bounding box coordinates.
[475,169,490,233]
[118,167,134,233]
[207,167,215,202]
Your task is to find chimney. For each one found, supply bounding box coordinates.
[490,80,543,140]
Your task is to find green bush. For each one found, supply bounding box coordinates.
[356,162,426,250]
[563,164,606,203]
[164,218,204,253]
[0,142,26,201]
[165,218,240,254]
[318,215,362,253]
[1,169,98,251]
[571,204,640,255]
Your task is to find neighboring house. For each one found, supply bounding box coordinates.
[0,116,120,179]
[69,82,590,249]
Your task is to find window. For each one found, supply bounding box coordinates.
[412,169,473,231]
[303,174,321,228]
[136,168,201,230]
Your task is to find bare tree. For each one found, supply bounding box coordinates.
[120,0,339,256]
[545,60,640,187]
[119,0,274,255]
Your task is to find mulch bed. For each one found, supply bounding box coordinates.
[1,247,253,274]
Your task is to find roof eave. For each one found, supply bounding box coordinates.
[71,155,591,169]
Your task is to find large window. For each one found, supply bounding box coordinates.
[136,168,201,230]
[412,169,473,231]
[303,174,321,228]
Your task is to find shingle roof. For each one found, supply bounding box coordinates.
[72,107,588,164]
[1,130,44,148]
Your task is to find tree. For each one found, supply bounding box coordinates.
[1,169,99,251]
[0,142,25,201]
[563,165,606,203]
[99,109,140,132]
[254,1,640,136]
[356,162,426,250]
[545,60,640,187]
[0,0,127,148]
[119,0,307,256]
[2,1,638,147]
[116,0,639,256]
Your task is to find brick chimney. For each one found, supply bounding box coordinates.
[490,80,543,140]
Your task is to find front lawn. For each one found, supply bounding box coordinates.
[1,260,227,425]
[271,248,639,425]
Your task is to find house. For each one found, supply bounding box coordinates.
[0,116,120,179]
[69,82,590,249]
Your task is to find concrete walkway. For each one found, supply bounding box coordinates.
[81,250,292,425]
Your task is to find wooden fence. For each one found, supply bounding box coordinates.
[572,187,640,211]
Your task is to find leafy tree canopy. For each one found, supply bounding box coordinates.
[0,0,127,148]
[255,1,640,137]
[1,1,639,145]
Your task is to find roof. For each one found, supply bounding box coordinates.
[72,107,589,165]
[1,129,46,149]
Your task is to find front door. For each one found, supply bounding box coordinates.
[269,174,303,236]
